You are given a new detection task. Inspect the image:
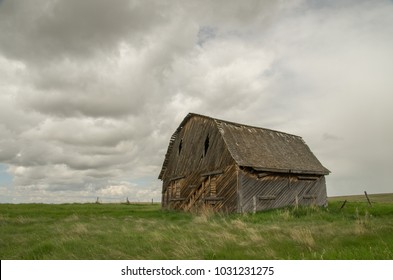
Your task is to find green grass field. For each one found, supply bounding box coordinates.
[0,194,392,259]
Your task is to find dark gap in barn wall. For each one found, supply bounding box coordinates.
[204,134,210,157]
[178,138,183,155]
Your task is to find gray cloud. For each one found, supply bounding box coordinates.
[0,0,166,64]
[0,0,393,203]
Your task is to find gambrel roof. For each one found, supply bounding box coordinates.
[159,113,330,179]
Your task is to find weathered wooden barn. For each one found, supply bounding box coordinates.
[158,113,330,213]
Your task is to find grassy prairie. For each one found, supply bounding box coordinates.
[329,192,393,204]
[0,195,392,260]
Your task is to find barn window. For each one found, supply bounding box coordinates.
[178,139,183,155]
[204,135,210,156]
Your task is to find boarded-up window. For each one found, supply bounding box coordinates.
[175,181,180,198]
[169,178,184,200]
[201,173,221,198]
[210,176,217,197]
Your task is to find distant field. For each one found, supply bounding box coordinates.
[0,194,392,260]
[329,193,393,204]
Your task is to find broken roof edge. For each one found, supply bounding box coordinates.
[246,166,330,175]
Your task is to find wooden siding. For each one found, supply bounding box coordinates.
[238,169,327,212]
[161,115,235,182]
[162,116,237,212]
[162,164,238,213]
[161,115,238,212]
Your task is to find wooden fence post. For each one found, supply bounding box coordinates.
[364,191,372,207]
[253,196,257,214]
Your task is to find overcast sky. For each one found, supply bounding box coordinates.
[0,0,392,203]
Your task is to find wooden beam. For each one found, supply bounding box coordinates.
[297,176,319,181]
[169,198,186,202]
[257,172,269,178]
[169,175,185,182]
[258,195,276,200]
[201,170,224,177]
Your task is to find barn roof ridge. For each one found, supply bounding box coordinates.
[187,112,302,139]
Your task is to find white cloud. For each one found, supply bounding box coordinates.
[97,182,136,197]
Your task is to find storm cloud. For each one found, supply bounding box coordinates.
[0,0,392,203]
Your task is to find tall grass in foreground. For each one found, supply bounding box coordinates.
[0,199,392,259]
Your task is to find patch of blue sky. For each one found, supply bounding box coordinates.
[197,25,217,46]
[0,163,12,186]
[133,176,155,187]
